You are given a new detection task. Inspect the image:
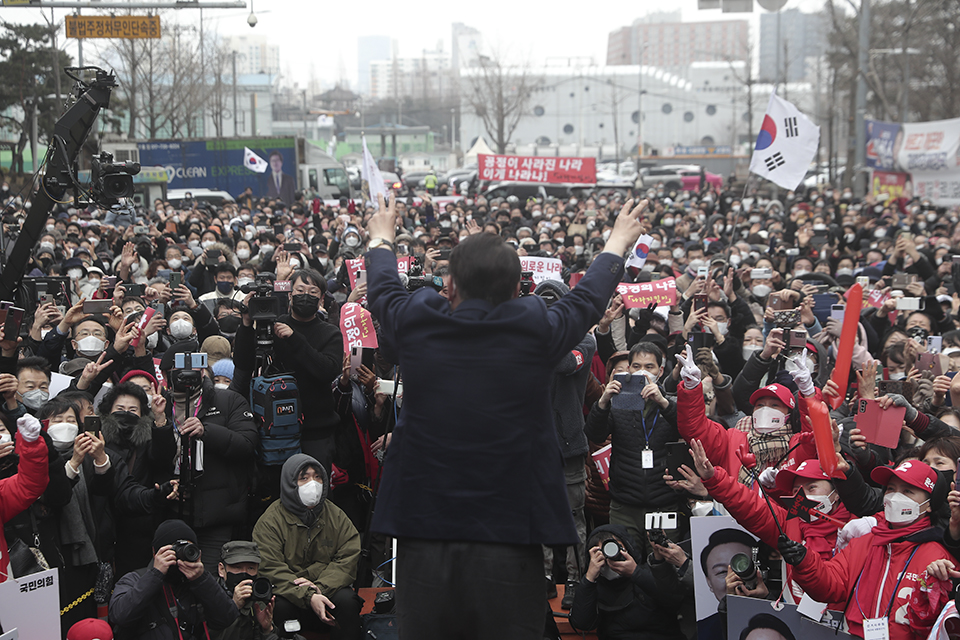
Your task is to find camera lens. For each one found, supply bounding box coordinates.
[730,552,758,590]
[251,577,273,602]
[601,540,623,560]
[174,540,201,563]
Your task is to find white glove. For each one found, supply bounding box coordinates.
[676,344,702,390]
[758,467,779,490]
[835,516,877,553]
[17,413,42,443]
[788,348,815,397]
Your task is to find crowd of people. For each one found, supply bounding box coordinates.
[1,171,960,640]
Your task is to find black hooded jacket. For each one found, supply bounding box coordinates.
[570,524,686,640]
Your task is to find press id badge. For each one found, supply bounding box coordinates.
[863,617,889,640]
[642,449,654,469]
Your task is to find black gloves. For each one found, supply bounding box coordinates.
[778,534,807,566]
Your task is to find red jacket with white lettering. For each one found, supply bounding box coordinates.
[0,432,49,583]
[701,465,852,606]
[790,521,951,640]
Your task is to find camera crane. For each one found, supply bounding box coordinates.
[0,66,138,302]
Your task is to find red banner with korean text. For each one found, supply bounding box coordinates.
[478,154,597,185]
[346,257,414,289]
[592,444,612,490]
[616,278,677,308]
[340,302,378,352]
[871,170,909,200]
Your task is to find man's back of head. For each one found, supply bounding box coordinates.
[449,232,521,306]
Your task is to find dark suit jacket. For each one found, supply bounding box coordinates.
[265,171,296,205]
[367,248,625,545]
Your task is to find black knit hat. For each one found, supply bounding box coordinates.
[152,519,196,550]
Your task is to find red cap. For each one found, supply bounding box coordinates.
[870,460,938,495]
[67,619,113,640]
[775,458,831,495]
[118,369,159,392]
[749,383,796,411]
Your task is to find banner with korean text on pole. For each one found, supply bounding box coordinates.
[616,278,678,308]
[478,154,597,184]
[748,92,820,191]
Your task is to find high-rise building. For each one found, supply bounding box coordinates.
[607,14,749,67]
[222,35,280,75]
[369,49,453,102]
[452,22,482,70]
[357,36,393,96]
[759,9,827,83]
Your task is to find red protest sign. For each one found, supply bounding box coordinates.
[346,258,364,290]
[616,278,677,308]
[846,284,889,309]
[396,256,413,275]
[478,154,596,185]
[340,302,378,352]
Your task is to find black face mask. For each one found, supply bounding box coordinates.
[223,570,253,594]
[217,315,241,333]
[291,293,320,318]
[112,411,140,430]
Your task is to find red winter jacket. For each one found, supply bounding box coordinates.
[0,432,49,583]
[701,465,852,606]
[791,523,951,640]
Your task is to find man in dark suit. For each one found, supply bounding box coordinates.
[364,193,650,639]
[264,151,296,205]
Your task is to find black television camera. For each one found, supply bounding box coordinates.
[404,255,442,293]
[240,272,283,358]
[91,151,140,206]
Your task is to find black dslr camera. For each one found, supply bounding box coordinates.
[250,577,273,602]
[601,539,625,561]
[172,539,201,562]
[91,151,140,206]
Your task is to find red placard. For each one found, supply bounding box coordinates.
[478,154,597,185]
[348,257,415,288]
[340,302,378,352]
[616,278,677,308]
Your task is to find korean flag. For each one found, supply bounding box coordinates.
[243,147,268,173]
[749,92,820,191]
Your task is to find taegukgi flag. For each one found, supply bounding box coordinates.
[749,92,820,191]
[626,234,654,270]
[361,136,386,204]
[243,147,268,173]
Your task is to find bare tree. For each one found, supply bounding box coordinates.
[464,53,540,154]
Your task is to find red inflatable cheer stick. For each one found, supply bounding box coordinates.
[801,394,844,479]
[827,283,862,410]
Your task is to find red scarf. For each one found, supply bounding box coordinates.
[869,513,933,547]
[800,501,852,558]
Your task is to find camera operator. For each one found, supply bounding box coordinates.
[110,519,238,639]
[570,525,686,640]
[213,541,281,640]
[159,344,259,572]
[234,268,342,473]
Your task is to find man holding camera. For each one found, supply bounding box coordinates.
[110,518,238,640]
[213,541,281,640]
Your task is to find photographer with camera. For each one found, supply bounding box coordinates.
[159,344,258,573]
[234,268,342,472]
[569,524,686,640]
[213,541,281,640]
[110,518,238,640]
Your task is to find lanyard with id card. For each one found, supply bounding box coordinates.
[855,546,920,640]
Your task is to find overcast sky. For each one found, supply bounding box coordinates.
[9,0,828,91]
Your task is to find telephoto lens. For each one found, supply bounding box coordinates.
[251,577,273,602]
[601,539,625,561]
[729,552,759,590]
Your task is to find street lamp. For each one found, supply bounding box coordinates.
[247,0,257,27]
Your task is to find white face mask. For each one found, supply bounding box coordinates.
[0,432,12,445]
[48,422,78,452]
[662,218,675,227]
[794,269,809,277]
[68,268,83,280]
[238,277,254,288]
[146,332,159,349]
[883,492,928,524]
[887,371,906,381]
[716,321,729,336]
[298,480,323,508]
[167,258,182,270]
[835,267,854,277]
[237,249,251,260]
[289,259,301,270]
[752,284,772,298]
[742,345,763,361]
[752,406,787,434]
[650,239,662,250]
[809,490,836,514]
[170,319,194,340]
[661,258,673,267]
[201,240,215,249]
[672,248,685,259]
[76,336,106,357]
[215,383,229,390]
